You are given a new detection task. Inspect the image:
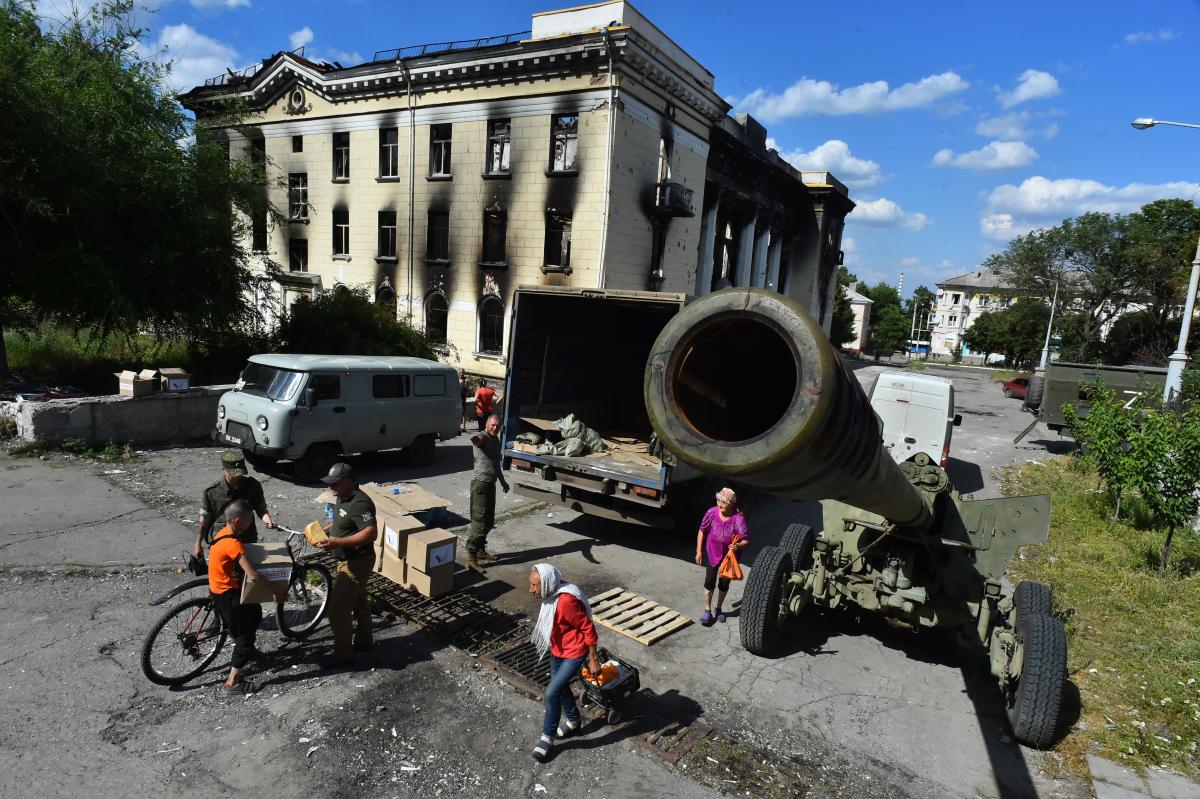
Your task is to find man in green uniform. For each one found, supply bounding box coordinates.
[193,452,274,560]
[466,413,509,574]
[315,462,377,662]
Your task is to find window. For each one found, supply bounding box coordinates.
[479,296,504,355]
[427,210,449,262]
[372,374,410,399]
[951,293,961,305]
[250,138,267,251]
[292,135,303,153]
[379,127,399,178]
[429,124,452,176]
[288,173,308,219]
[550,114,578,171]
[486,119,511,173]
[289,239,308,272]
[332,207,350,257]
[414,374,447,397]
[482,211,507,264]
[378,211,397,259]
[332,132,350,180]
[948,315,958,325]
[544,212,572,268]
[311,374,341,400]
[425,292,448,345]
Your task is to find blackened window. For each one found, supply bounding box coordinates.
[427,210,449,262]
[333,207,350,256]
[544,213,572,268]
[378,211,397,258]
[292,135,303,153]
[486,119,511,173]
[479,297,504,355]
[430,124,452,176]
[482,211,507,264]
[288,173,308,219]
[333,132,350,180]
[425,292,448,345]
[250,137,267,251]
[372,374,410,399]
[289,239,308,272]
[379,127,399,178]
[550,115,578,171]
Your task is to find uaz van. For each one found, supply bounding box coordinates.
[212,354,460,481]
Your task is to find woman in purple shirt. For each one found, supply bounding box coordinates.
[694,487,749,626]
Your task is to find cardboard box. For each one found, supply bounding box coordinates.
[114,369,159,398]
[240,542,292,604]
[361,481,451,517]
[158,367,191,391]
[405,563,454,597]
[372,534,384,573]
[380,509,425,560]
[378,549,406,586]
[407,528,457,572]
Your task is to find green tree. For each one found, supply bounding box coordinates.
[1125,199,1200,335]
[828,266,859,348]
[867,304,909,357]
[1129,402,1200,575]
[904,285,936,346]
[1064,379,1138,518]
[276,287,434,359]
[961,300,1049,366]
[0,0,275,377]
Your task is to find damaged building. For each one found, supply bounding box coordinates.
[181,1,853,378]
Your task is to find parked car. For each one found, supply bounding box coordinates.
[1001,375,1030,399]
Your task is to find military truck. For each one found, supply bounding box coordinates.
[1021,361,1168,434]
[644,288,1067,749]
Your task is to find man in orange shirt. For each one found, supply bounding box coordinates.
[208,500,283,693]
[474,379,497,431]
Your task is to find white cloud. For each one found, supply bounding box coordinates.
[289,26,314,50]
[770,139,883,188]
[841,236,859,268]
[736,71,968,122]
[900,256,921,267]
[850,198,930,231]
[141,24,240,93]
[996,69,1061,109]
[190,0,251,9]
[980,175,1200,240]
[975,111,1060,141]
[932,140,1038,171]
[1124,30,1177,44]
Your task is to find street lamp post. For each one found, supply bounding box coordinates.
[1131,117,1200,403]
[1037,278,1059,370]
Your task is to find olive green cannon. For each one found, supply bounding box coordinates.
[644,288,1067,749]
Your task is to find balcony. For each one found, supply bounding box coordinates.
[654,181,695,217]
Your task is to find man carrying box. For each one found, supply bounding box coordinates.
[316,463,378,663]
[208,500,283,694]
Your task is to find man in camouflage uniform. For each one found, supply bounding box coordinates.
[316,462,378,662]
[194,452,274,560]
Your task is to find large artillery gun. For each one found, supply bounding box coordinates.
[644,288,1067,748]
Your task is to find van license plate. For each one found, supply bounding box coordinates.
[226,435,242,445]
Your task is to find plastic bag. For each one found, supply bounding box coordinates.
[717,535,744,581]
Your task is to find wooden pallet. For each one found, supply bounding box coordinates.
[588,587,692,645]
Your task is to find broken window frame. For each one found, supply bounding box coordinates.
[478,296,505,355]
[482,210,507,265]
[332,132,350,181]
[425,291,449,346]
[378,210,398,259]
[549,114,578,172]
[289,238,308,272]
[332,207,350,257]
[292,135,303,153]
[249,137,267,252]
[543,212,572,269]
[429,124,453,177]
[379,127,399,178]
[288,173,308,220]
[486,119,511,174]
[426,210,450,263]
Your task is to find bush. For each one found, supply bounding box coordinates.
[276,287,435,359]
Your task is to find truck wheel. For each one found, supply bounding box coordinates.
[740,546,793,656]
[403,434,437,467]
[1009,612,1067,749]
[1023,375,1044,411]
[780,523,815,570]
[294,443,339,483]
[1014,581,1052,618]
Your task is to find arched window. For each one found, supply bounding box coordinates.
[478,296,504,355]
[376,279,397,320]
[425,291,448,346]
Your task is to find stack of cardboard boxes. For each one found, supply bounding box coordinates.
[113,367,192,397]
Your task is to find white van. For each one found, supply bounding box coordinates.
[212,354,460,481]
[867,372,962,467]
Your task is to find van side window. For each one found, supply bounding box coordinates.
[373,374,410,398]
[312,374,340,400]
[413,375,446,397]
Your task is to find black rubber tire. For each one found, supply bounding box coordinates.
[276,563,332,639]
[1010,613,1068,749]
[141,596,227,686]
[1004,388,1014,398]
[780,523,815,570]
[294,443,339,483]
[1023,375,1044,411]
[606,708,622,725]
[403,434,437,467]
[1014,581,1052,618]
[740,545,792,656]
[243,451,278,471]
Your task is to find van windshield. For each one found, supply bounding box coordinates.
[238,362,304,402]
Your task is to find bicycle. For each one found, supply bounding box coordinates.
[140,525,332,686]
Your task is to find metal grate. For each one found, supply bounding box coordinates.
[481,640,552,700]
[371,31,529,63]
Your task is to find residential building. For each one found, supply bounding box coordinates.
[181,2,853,377]
[845,282,873,353]
[930,267,1021,358]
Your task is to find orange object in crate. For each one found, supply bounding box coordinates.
[582,661,620,686]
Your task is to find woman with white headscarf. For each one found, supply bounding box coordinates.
[529,563,600,762]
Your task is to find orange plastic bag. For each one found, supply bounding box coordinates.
[582,662,619,686]
[717,535,744,581]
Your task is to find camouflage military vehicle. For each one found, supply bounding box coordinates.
[644,288,1067,749]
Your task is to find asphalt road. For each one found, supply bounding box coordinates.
[0,362,1087,799]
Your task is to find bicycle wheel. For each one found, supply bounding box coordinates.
[276,563,332,639]
[141,597,227,686]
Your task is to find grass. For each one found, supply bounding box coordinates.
[4,325,194,394]
[904,359,927,370]
[991,369,1021,383]
[1002,458,1200,778]
[8,436,135,462]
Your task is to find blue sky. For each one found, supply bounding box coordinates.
[50,0,1200,296]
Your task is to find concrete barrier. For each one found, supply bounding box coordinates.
[8,385,233,447]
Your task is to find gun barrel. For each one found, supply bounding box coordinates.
[644,288,931,530]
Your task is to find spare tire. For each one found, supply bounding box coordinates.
[1023,374,1044,411]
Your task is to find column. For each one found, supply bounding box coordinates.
[735,208,757,287]
[750,217,771,287]
[694,191,720,296]
[765,229,783,290]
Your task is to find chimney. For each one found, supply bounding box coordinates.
[847,281,857,294]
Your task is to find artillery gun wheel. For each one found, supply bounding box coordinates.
[1014,581,1052,618]
[1009,612,1067,749]
[740,546,793,655]
[780,524,815,569]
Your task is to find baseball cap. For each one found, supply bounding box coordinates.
[321,462,355,485]
[221,451,247,478]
